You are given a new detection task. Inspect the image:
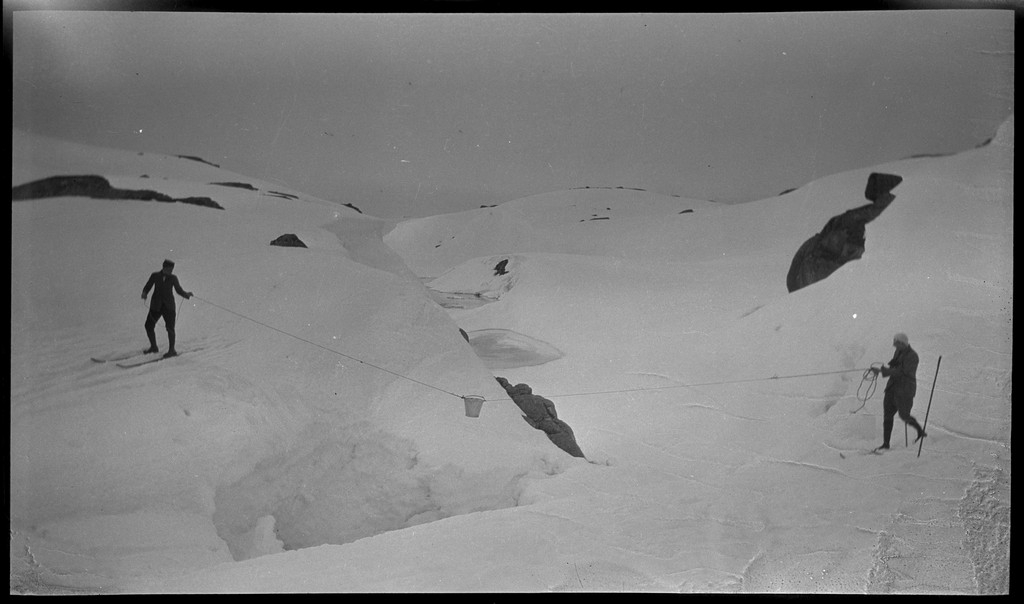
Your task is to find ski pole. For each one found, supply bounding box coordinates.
[917,355,941,458]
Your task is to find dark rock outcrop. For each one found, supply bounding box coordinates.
[11,175,223,209]
[269,234,307,248]
[494,259,509,275]
[176,155,221,168]
[496,377,585,458]
[786,172,902,292]
[862,172,903,203]
[265,190,299,200]
[211,181,258,191]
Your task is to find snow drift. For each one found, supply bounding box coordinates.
[10,116,1012,593]
[11,130,572,590]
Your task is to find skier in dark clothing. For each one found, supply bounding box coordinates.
[872,332,926,450]
[142,259,193,358]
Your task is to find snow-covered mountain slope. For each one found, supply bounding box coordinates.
[10,132,575,592]
[398,117,1012,413]
[383,168,920,280]
[384,116,1009,592]
[386,188,729,278]
[10,115,1011,593]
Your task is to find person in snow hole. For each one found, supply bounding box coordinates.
[872,332,926,450]
[141,259,193,358]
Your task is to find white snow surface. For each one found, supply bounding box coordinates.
[10,117,1012,593]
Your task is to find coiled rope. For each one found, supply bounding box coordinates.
[189,294,881,406]
[849,363,883,413]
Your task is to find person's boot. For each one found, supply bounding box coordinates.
[874,443,890,452]
[908,418,927,443]
[163,329,176,358]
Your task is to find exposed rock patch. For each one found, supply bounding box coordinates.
[495,377,585,458]
[176,154,221,168]
[905,152,955,159]
[269,234,307,248]
[263,190,299,200]
[570,185,647,192]
[11,175,224,209]
[862,172,903,203]
[786,172,901,292]
[211,181,258,191]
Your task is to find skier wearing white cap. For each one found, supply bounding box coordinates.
[871,333,926,450]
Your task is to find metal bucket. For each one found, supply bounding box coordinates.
[463,395,485,418]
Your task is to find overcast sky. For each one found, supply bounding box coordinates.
[11,10,1015,219]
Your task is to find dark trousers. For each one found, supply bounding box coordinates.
[145,306,176,351]
[882,389,924,446]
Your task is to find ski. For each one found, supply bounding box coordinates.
[829,444,895,458]
[91,349,153,363]
[836,448,892,459]
[117,356,167,369]
[116,348,200,368]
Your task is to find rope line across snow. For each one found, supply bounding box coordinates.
[482,368,874,402]
[192,295,464,399]
[190,295,876,405]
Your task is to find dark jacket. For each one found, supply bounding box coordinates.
[143,271,189,311]
[881,345,918,400]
